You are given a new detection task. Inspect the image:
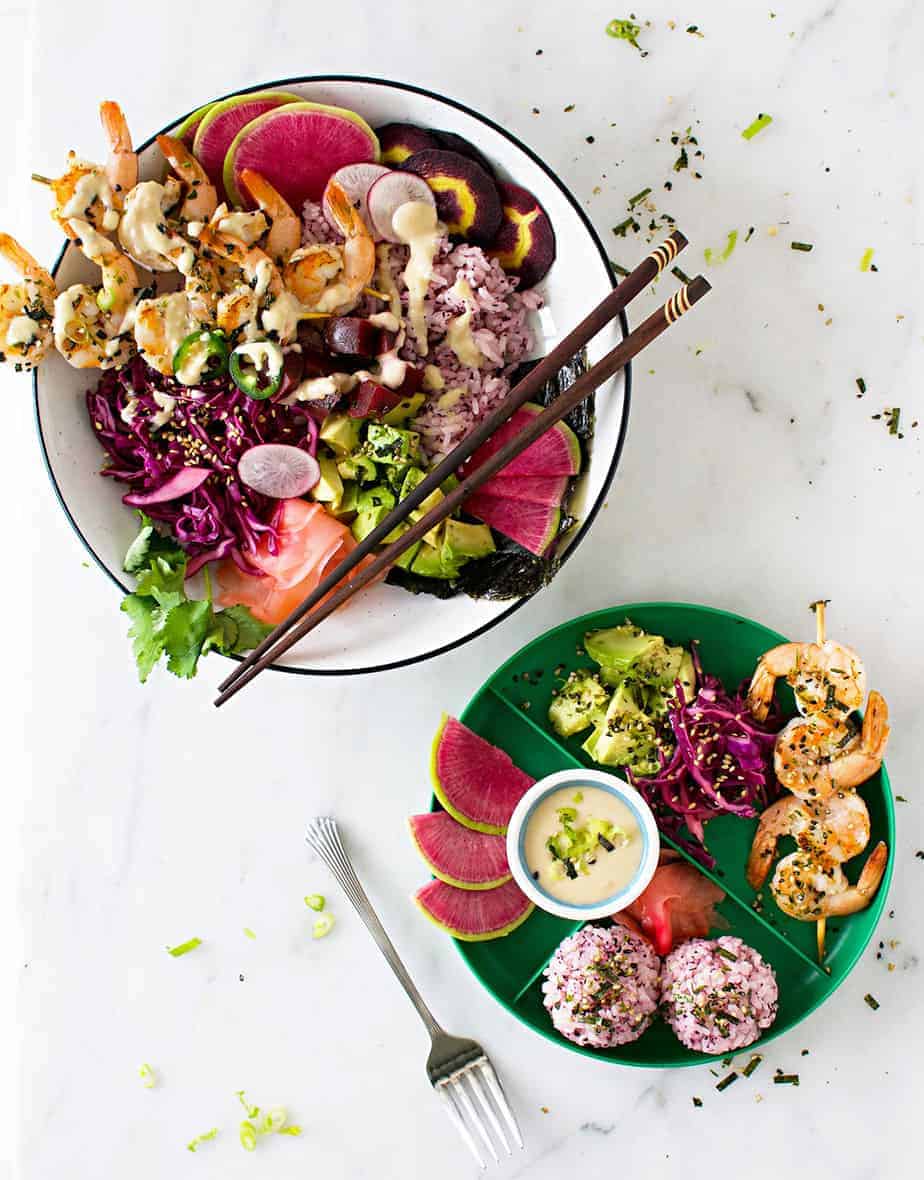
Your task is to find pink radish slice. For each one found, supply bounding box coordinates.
[367,171,435,243]
[238,445,320,500]
[322,163,390,239]
[123,467,211,506]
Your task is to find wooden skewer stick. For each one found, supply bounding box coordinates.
[810,597,830,961]
[31,173,54,186]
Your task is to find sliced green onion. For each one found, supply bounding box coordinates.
[741,113,773,140]
[304,894,326,912]
[887,407,901,435]
[859,247,875,272]
[239,1120,258,1152]
[628,186,651,208]
[856,377,867,394]
[187,1128,219,1152]
[742,1053,763,1077]
[279,1125,303,1136]
[671,264,693,283]
[605,18,642,51]
[261,1107,288,1133]
[572,791,584,803]
[790,241,814,252]
[715,1071,739,1092]
[864,993,880,1010]
[138,1062,157,1088]
[716,946,739,962]
[704,230,738,265]
[96,286,117,311]
[692,1096,703,1107]
[243,927,256,939]
[167,937,202,957]
[773,1073,800,1085]
[236,1090,260,1119]
[313,913,336,940]
[610,260,631,277]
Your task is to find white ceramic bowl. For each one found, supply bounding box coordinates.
[506,768,660,921]
[34,75,630,675]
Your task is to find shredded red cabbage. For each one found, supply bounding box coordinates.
[629,651,782,867]
[87,357,317,576]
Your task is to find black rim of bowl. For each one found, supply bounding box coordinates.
[33,73,632,677]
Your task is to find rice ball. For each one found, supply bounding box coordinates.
[661,935,778,1054]
[542,924,661,1048]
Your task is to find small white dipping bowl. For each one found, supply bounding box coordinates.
[506,768,660,921]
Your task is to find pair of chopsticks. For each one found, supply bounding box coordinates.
[215,231,709,705]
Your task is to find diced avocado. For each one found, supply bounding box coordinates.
[329,481,358,520]
[319,412,362,456]
[399,466,426,500]
[409,487,444,520]
[356,484,396,514]
[410,544,462,579]
[442,519,495,559]
[440,473,460,495]
[548,668,609,737]
[421,519,445,549]
[310,455,344,506]
[585,624,665,677]
[393,540,421,570]
[383,519,409,544]
[385,463,413,494]
[365,423,421,466]
[381,393,425,425]
[585,682,660,774]
[351,505,390,542]
[676,650,696,701]
[337,454,379,484]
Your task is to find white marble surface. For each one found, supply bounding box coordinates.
[7,0,924,1176]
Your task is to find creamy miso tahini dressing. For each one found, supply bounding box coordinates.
[216,209,268,245]
[7,315,39,347]
[444,278,484,369]
[524,786,642,904]
[392,200,440,355]
[59,164,118,229]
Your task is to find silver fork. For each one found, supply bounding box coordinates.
[305,816,524,1169]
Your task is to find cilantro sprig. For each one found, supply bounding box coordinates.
[120,513,272,683]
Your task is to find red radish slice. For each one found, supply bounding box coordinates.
[322,163,390,238]
[123,467,211,505]
[367,171,435,243]
[238,445,320,499]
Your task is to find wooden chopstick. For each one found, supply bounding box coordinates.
[215,273,711,706]
[217,231,688,695]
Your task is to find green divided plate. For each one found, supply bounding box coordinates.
[437,602,895,1068]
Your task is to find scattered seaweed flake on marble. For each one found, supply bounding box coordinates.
[687,24,705,36]
[856,377,867,395]
[790,241,814,252]
[864,993,881,1011]
[692,1096,703,1107]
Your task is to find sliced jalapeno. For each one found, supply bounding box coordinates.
[229,340,285,400]
[172,330,229,385]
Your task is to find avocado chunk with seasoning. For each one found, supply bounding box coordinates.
[310,456,344,507]
[337,453,379,484]
[585,623,665,680]
[319,412,363,456]
[381,393,425,425]
[365,423,422,466]
[584,682,660,774]
[549,668,609,737]
[330,481,358,520]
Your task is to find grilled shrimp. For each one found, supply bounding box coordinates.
[769,842,888,920]
[746,791,871,889]
[774,691,889,801]
[198,226,303,343]
[33,101,137,238]
[156,134,217,223]
[53,219,138,369]
[748,639,866,722]
[0,233,55,369]
[237,169,300,265]
[284,180,374,313]
[133,290,203,376]
[118,177,195,273]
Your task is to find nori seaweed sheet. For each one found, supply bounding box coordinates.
[386,351,592,601]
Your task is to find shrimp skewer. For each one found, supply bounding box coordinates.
[284,180,374,313]
[32,101,137,238]
[198,226,304,343]
[238,169,300,265]
[774,692,889,801]
[156,134,217,223]
[0,234,55,369]
[746,790,871,889]
[770,843,888,921]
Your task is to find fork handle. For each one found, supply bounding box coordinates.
[305,817,443,1039]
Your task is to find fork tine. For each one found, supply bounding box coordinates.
[451,1074,499,1164]
[478,1058,524,1150]
[436,1081,486,1170]
[467,1062,511,1156]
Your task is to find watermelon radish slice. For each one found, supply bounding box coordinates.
[464,492,561,556]
[415,878,533,941]
[460,403,581,478]
[431,715,534,834]
[193,91,301,201]
[238,444,320,499]
[475,473,568,506]
[367,171,435,243]
[322,163,389,238]
[224,102,380,210]
[174,101,215,148]
[409,812,511,890]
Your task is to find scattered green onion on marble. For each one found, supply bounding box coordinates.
[742,113,773,140]
[167,937,202,958]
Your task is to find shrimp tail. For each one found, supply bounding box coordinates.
[324,180,361,237]
[746,797,799,889]
[99,101,133,153]
[747,661,776,721]
[0,232,48,278]
[861,690,890,758]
